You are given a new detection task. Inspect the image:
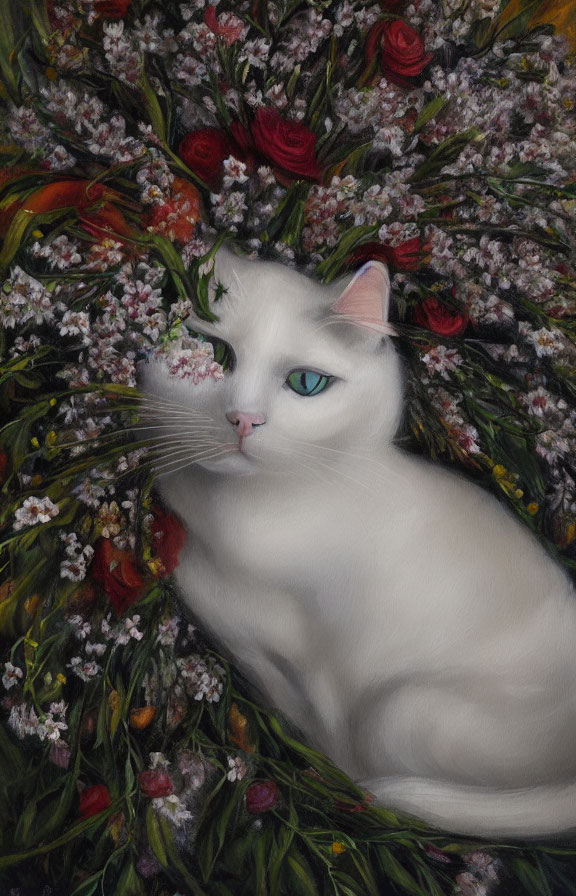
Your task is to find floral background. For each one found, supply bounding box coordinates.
[0,0,576,893]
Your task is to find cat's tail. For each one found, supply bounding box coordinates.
[360,775,576,838]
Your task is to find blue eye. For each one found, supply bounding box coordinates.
[286,370,331,396]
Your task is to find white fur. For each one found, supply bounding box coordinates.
[139,249,576,838]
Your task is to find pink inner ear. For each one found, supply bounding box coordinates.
[331,261,397,336]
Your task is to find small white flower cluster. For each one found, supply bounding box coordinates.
[0,267,57,329]
[428,388,481,456]
[158,335,225,384]
[8,700,68,744]
[421,345,463,381]
[453,850,501,896]
[2,662,23,690]
[13,496,60,531]
[102,613,145,646]
[177,655,225,703]
[226,755,248,782]
[60,533,95,582]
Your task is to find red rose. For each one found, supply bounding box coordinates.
[347,237,422,271]
[366,19,433,83]
[245,779,279,814]
[179,128,235,188]
[138,769,174,798]
[251,108,321,182]
[414,297,468,336]
[151,509,187,576]
[78,784,111,819]
[91,539,147,615]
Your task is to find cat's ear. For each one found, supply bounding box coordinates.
[331,262,397,337]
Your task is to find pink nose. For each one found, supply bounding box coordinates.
[226,410,266,438]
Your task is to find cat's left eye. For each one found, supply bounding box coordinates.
[286,370,332,397]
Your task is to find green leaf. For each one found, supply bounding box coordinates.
[510,857,554,896]
[146,804,169,867]
[409,130,482,184]
[268,816,295,891]
[139,69,166,143]
[253,831,268,896]
[377,847,425,896]
[0,207,74,276]
[412,96,450,136]
[284,846,320,896]
[196,780,245,882]
[115,859,145,896]
[314,225,380,282]
[345,849,381,896]
[0,804,118,871]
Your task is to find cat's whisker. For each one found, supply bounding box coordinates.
[264,440,357,493]
[151,445,237,479]
[129,390,217,413]
[86,392,216,416]
[264,443,333,488]
[286,438,409,486]
[55,429,222,451]
[268,440,376,494]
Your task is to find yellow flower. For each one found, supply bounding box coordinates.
[332,841,347,855]
[527,502,539,515]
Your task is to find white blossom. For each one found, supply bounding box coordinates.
[14,496,60,530]
[2,662,24,690]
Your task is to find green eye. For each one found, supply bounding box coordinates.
[286,370,331,396]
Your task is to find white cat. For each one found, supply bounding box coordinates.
[139,247,576,838]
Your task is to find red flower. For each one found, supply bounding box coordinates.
[179,129,235,189]
[91,539,147,615]
[78,784,111,819]
[204,6,246,44]
[366,19,433,83]
[151,509,187,576]
[414,297,468,336]
[347,237,422,271]
[0,451,7,486]
[250,108,322,182]
[245,779,280,814]
[138,769,174,798]
[94,0,131,18]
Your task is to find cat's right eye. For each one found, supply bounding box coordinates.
[286,369,332,396]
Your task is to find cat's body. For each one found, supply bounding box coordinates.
[140,249,576,837]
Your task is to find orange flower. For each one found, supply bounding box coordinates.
[2,179,134,244]
[145,177,203,244]
[129,706,157,729]
[228,702,256,753]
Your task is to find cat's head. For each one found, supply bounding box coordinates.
[138,248,403,477]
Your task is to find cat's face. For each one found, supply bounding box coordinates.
[138,250,403,478]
